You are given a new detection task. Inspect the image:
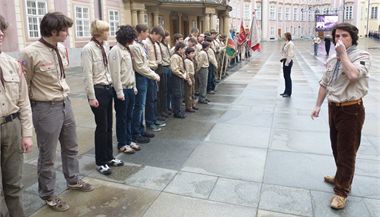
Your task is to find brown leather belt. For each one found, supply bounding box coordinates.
[0,112,19,125]
[330,99,362,107]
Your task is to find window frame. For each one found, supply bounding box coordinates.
[74,5,91,38]
[25,0,47,39]
[108,9,120,37]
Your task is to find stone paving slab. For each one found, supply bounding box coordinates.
[164,171,217,199]
[205,123,271,149]
[219,110,273,128]
[182,142,267,182]
[364,198,380,217]
[310,190,371,217]
[263,150,335,192]
[259,184,313,217]
[209,178,262,207]
[142,192,257,217]
[30,178,159,217]
[257,210,307,217]
[124,166,177,191]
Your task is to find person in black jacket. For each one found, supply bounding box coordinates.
[324,35,332,56]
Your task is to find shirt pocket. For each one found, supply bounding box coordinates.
[3,72,21,99]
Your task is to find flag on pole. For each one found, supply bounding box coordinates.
[226,31,236,57]
[237,21,246,45]
[249,10,261,52]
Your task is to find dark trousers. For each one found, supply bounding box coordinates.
[207,64,216,92]
[158,65,169,115]
[114,88,135,148]
[171,75,185,115]
[314,43,319,55]
[282,60,293,96]
[145,79,158,126]
[328,102,365,197]
[132,74,148,137]
[91,86,114,166]
[325,43,331,55]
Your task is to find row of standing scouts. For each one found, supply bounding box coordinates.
[0,11,237,215]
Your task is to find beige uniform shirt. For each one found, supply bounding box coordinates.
[129,41,157,79]
[197,50,209,69]
[0,52,33,137]
[320,46,370,103]
[20,41,70,101]
[160,42,171,66]
[144,37,159,70]
[81,40,112,100]
[184,59,195,76]
[281,41,295,66]
[170,53,186,79]
[211,39,221,54]
[108,43,136,98]
[207,49,218,69]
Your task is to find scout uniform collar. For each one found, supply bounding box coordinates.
[91,37,108,66]
[39,38,65,79]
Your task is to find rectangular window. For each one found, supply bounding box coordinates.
[278,7,282,21]
[270,26,275,36]
[108,10,119,36]
[345,5,353,20]
[285,7,290,21]
[270,5,276,20]
[293,8,298,21]
[371,6,378,19]
[75,6,90,37]
[256,4,262,20]
[26,0,47,38]
[161,16,166,27]
[244,3,251,20]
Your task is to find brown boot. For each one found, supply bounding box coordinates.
[330,194,347,209]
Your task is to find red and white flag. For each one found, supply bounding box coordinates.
[248,10,261,52]
[237,21,246,46]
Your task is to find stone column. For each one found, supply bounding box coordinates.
[204,13,210,32]
[178,13,183,34]
[224,15,231,36]
[139,10,146,24]
[154,10,160,26]
[219,15,224,34]
[262,0,268,40]
[132,10,138,26]
[210,14,217,30]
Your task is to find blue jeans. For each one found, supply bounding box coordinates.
[132,74,148,137]
[145,79,158,126]
[114,88,135,148]
[165,67,172,110]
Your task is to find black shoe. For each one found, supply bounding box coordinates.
[155,120,167,127]
[207,90,216,94]
[147,124,161,132]
[199,100,208,104]
[133,135,150,143]
[205,98,210,102]
[173,113,186,119]
[161,113,169,118]
[280,93,285,96]
[282,94,291,97]
[143,131,155,138]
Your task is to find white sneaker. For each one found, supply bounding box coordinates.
[96,164,111,175]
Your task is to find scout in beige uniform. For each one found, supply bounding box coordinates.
[184,27,199,46]
[130,24,160,144]
[194,34,205,95]
[170,42,188,118]
[19,12,93,212]
[144,26,166,132]
[311,23,371,209]
[197,41,210,104]
[206,36,218,94]
[184,47,197,112]
[170,33,184,56]
[81,20,124,176]
[159,31,172,117]
[0,15,32,217]
[109,25,141,155]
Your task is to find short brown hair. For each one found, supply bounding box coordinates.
[0,15,8,32]
[332,22,359,46]
[136,24,148,33]
[284,32,292,41]
[40,12,73,37]
[150,26,165,37]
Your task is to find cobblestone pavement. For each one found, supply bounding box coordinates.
[24,38,380,217]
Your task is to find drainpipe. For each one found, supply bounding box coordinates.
[367,0,370,36]
[98,0,103,20]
